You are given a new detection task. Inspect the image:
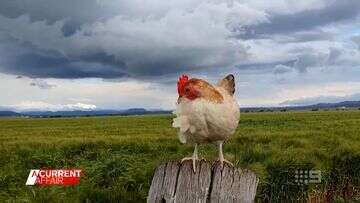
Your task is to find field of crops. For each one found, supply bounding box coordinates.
[0,111,359,202]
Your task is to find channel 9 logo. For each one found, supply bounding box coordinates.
[294,169,321,185]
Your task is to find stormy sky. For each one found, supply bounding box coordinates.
[0,0,360,111]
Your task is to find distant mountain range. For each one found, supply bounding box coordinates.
[241,100,360,112]
[0,108,171,117]
[0,111,21,117]
[0,101,360,117]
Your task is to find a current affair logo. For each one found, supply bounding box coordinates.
[26,169,82,186]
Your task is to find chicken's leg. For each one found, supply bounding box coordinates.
[217,141,233,167]
[181,143,198,172]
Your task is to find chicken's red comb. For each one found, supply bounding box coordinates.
[177,75,189,96]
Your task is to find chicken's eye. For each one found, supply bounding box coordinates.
[185,87,190,93]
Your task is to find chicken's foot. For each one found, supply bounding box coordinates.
[181,143,198,172]
[217,141,233,168]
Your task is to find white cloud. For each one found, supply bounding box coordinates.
[273,64,293,74]
[8,101,96,112]
[0,73,176,110]
[277,82,360,104]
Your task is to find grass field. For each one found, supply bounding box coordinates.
[0,111,360,202]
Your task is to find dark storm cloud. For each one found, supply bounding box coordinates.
[236,53,326,74]
[352,35,360,49]
[0,1,250,79]
[237,48,344,75]
[0,37,241,79]
[30,79,56,89]
[278,30,334,43]
[327,47,342,64]
[293,53,323,73]
[27,57,125,79]
[0,50,127,79]
[292,31,333,42]
[0,0,119,36]
[237,60,296,73]
[0,0,359,80]
[240,0,360,39]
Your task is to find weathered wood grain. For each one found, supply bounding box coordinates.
[147,160,258,203]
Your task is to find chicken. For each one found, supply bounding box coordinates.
[172,74,240,171]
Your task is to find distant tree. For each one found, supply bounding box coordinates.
[311,108,319,111]
[280,109,287,112]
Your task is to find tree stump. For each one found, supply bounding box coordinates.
[147,160,258,203]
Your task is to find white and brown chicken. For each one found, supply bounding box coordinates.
[172,74,240,171]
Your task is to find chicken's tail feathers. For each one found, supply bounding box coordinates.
[218,74,235,95]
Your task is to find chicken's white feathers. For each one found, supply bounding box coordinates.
[172,87,240,144]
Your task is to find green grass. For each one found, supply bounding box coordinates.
[0,111,359,202]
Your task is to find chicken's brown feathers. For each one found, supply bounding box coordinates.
[188,78,223,103]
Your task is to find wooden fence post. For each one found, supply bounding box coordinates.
[147,160,258,203]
